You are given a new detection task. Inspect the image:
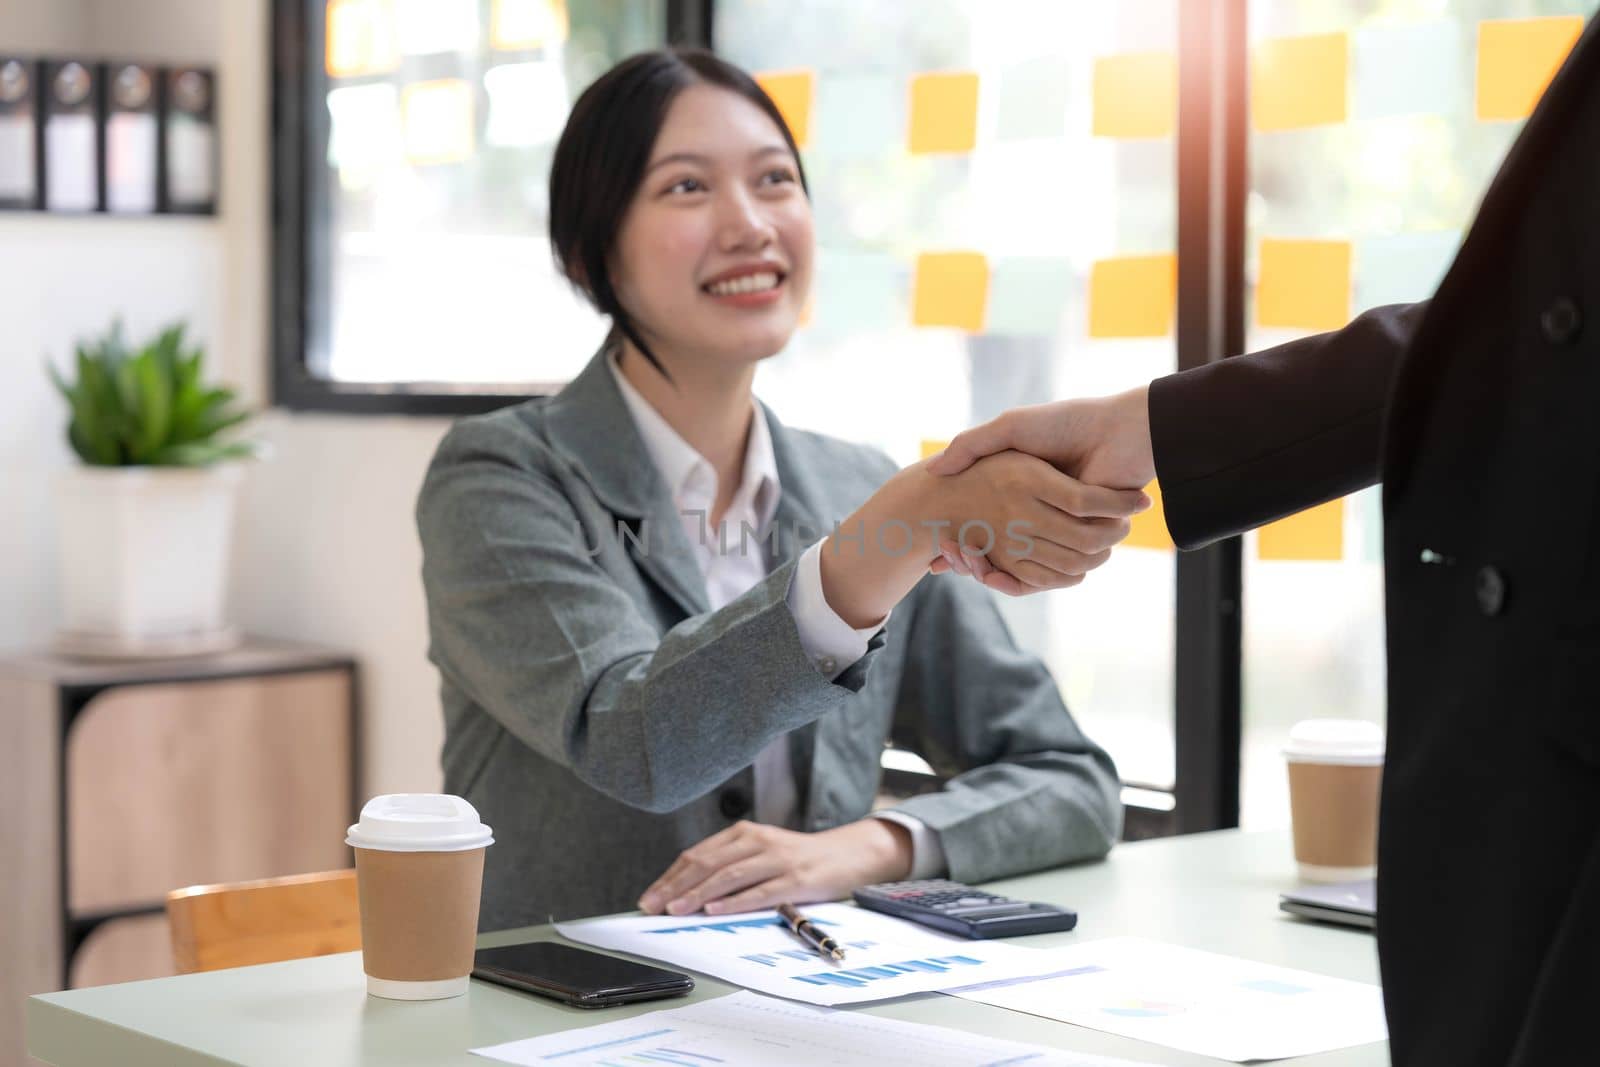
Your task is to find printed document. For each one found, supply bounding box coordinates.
[950,937,1388,1062]
[471,989,1158,1066]
[556,903,1067,1007]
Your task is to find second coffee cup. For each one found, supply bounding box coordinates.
[1284,719,1384,883]
[346,793,494,1000]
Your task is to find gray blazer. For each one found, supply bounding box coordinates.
[417,350,1122,932]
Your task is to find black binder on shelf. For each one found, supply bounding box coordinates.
[41,58,104,213]
[160,66,216,214]
[0,56,41,210]
[104,61,160,214]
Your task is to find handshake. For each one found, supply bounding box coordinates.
[817,384,1159,629]
[920,384,1157,597]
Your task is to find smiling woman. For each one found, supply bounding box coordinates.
[548,50,812,379]
[416,48,1142,933]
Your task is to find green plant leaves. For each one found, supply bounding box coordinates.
[45,320,256,468]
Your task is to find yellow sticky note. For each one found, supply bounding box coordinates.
[1251,33,1348,131]
[1476,16,1583,121]
[326,0,396,78]
[403,79,475,165]
[1092,52,1176,139]
[912,252,989,332]
[1126,480,1173,552]
[490,0,568,50]
[1088,254,1177,338]
[920,439,950,461]
[1256,238,1351,331]
[908,72,979,154]
[1258,498,1345,561]
[755,70,814,148]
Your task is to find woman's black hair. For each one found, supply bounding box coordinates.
[548,48,810,379]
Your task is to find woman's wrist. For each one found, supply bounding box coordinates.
[840,817,914,883]
[817,466,941,628]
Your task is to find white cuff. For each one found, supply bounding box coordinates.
[786,541,886,681]
[871,811,948,880]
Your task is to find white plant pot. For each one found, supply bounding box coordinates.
[55,464,244,654]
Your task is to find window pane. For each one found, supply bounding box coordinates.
[719,0,1180,790]
[311,0,664,387]
[1241,0,1587,827]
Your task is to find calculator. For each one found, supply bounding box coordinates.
[852,879,1079,939]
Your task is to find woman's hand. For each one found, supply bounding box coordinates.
[818,449,1148,626]
[912,449,1145,590]
[637,819,914,917]
[924,388,1156,596]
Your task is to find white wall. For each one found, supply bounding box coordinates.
[0,216,225,644]
[2,0,453,797]
[229,410,450,796]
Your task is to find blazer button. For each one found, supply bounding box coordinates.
[1475,565,1507,617]
[1541,298,1582,345]
[719,787,751,820]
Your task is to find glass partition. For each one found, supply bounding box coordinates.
[718,0,1182,792]
[1239,0,1586,826]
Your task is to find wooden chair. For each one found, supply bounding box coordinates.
[166,868,361,974]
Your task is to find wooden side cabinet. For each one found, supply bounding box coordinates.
[0,640,358,1066]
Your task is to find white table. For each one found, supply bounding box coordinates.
[27,828,1387,1066]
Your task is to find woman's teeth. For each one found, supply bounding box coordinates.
[707,272,780,296]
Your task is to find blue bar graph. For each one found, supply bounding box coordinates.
[643,915,836,937]
[741,941,880,967]
[739,953,781,967]
[647,917,784,936]
[603,1048,726,1066]
[542,1027,674,1059]
[790,955,986,989]
[654,1050,722,1063]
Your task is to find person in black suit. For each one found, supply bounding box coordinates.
[927,14,1600,1067]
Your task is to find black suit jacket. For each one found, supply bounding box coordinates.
[1149,15,1600,1067]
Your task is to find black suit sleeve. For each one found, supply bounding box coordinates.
[1148,301,1428,550]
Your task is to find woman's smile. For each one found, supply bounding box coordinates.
[701,262,788,307]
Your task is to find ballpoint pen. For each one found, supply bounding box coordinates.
[777,902,845,962]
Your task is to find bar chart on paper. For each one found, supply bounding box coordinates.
[469,990,1157,1067]
[556,904,1067,1006]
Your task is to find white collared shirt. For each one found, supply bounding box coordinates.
[609,358,945,877]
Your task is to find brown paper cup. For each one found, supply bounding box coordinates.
[1284,718,1384,883]
[346,793,493,1000]
[1286,761,1382,882]
[353,846,485,999]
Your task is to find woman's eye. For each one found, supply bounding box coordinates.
[666,177,704,195]
[761,168,796,186]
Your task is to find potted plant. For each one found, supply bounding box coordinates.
[48,320,259,657]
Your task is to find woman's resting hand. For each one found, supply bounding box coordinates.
[637,818,914,916]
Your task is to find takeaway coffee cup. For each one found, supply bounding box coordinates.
[346,794,493,1000]
[1284,719,1384,883]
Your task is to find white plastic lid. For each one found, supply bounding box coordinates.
[1283,719,1385,765]
[345,794,494,852]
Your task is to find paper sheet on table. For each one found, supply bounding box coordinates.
[471,989,1157,1066]
[950,937,1387,1063]
[556,903,1065,1007]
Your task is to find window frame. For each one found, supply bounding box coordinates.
[268,0,710,415]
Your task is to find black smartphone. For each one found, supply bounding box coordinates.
[472,941,694,1008]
